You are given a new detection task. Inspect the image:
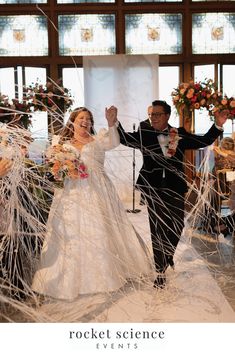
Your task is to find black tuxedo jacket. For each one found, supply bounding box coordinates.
[117,120,222,195]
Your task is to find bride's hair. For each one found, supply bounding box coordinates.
[59,107,95,142]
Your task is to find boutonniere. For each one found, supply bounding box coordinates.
[166,127,181,157]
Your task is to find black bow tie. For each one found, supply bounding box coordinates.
[155,129,168,136]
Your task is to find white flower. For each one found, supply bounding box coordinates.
[63,143,80,158]
[165,128,182,158]
[55,152,67,162]
[51,134,60,146]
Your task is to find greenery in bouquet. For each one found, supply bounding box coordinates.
[0,94,32,129]
[25,79,73,113]
[45,143,89,187]
[171,79,235,120]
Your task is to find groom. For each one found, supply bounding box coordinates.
[117,100,228,288]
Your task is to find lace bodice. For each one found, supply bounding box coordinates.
[64,126,120,172]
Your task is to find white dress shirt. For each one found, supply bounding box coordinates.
[157,132,169,157]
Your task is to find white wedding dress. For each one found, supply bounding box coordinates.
[32,126,153,300]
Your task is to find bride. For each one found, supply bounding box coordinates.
[32,106,153,300]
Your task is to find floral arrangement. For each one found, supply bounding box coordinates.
[0,94,32,129]
[171,79,216,116]
[166,127,181,157]
[171,79,235,120]
[209,94,235,119]
[25,79,73,113]
[0,78,74,130]
[46,143,89,184]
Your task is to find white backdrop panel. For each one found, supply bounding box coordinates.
[83,54,159,201]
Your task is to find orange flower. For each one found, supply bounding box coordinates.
[186,88,195,99]
[52,160,61,174]
[64,159,74,169]
[68,169,79,179]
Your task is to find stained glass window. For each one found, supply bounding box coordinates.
[0,15,48,56]
[57,0,113,3]
[58,14,115,56]
[125,0,181,2]
[192,13,235,54]
[0,0,47,3]
[192,0,235,2]
[125,14,182,55]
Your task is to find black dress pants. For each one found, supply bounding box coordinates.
[144,187,185,273]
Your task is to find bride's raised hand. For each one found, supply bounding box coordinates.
[105,106,118,127]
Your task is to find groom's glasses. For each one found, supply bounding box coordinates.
[149,112,166,118]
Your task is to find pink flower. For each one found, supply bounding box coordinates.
[80,172,89,179]
[186,88,195,99]
[221,99,228,106]
[230,100,235,108]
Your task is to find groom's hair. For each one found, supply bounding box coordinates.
[152,100,171,115]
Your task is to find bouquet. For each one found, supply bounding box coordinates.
[25,79,73,113]
[46,143,89,185]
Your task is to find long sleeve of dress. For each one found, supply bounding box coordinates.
[97,125,120,151]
